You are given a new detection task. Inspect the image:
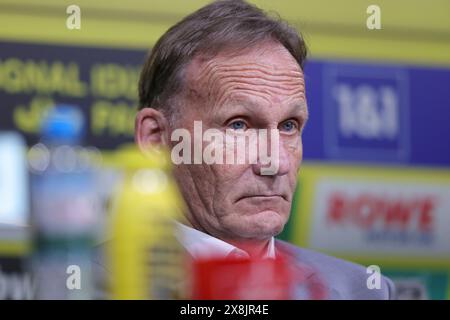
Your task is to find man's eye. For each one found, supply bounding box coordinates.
[228,120,247,130]
[280,120,298,132]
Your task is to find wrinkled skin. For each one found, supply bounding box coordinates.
[136,40,308,256]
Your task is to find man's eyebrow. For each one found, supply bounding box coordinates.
[216,98,259,113]
[287,100,308,117]
[216,97,308,120]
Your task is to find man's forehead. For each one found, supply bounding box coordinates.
[222,94,307,112]
[187,41,303,85]
[184,49,304,111]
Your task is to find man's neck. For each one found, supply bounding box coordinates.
[225,238,272,258]
[175,220,275,259]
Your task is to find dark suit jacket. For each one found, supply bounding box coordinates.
[275,239,396,299]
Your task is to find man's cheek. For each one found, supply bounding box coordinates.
[284,138,302,162]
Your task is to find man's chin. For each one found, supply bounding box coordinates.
[225,209,287,239]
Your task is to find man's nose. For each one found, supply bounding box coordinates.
[251,139,291,176]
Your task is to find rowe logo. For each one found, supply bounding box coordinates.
[326,192,435,233]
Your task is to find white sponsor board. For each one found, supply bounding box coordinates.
[310,179,450,258]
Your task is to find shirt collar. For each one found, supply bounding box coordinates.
[174,221,275,259]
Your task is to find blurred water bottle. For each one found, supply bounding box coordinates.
[29,105,100,300]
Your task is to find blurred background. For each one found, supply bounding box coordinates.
[0,0,449,299]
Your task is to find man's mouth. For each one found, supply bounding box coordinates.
[236,194,287,203]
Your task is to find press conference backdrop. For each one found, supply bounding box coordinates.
[0,0,449,299]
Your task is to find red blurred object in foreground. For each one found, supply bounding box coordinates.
[191,254,327,300]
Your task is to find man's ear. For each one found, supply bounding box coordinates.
[135,107,170,152]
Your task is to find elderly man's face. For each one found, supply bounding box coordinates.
[170,41,307,241]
